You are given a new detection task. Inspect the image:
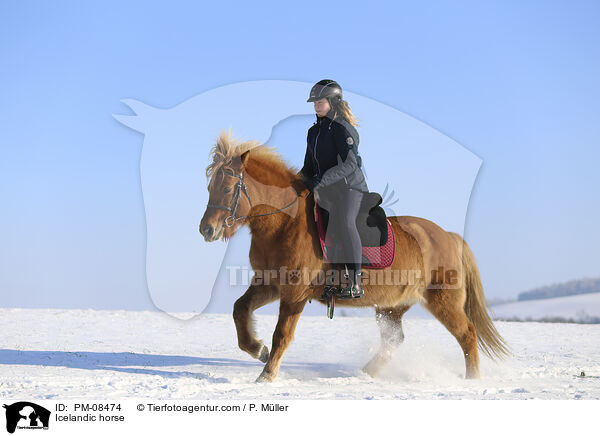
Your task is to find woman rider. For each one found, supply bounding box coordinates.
[298,79,369,299]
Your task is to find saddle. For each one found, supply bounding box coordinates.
[314,191,395,269]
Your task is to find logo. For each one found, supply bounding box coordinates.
[3,402,50,434]
[114,80,481,317]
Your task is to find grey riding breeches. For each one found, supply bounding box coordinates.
[316,186,364,275]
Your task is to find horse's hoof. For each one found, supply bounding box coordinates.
[258,345,269,363]
[362,363,380,378]
[255,371,275,383]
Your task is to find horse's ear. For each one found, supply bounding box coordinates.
[240,150,251,167]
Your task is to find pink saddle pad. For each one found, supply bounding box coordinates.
[314,203,395,269]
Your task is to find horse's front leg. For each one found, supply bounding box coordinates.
[256,298,307,382]
[233,283,280,362]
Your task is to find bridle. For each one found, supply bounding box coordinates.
[206,168,309,228]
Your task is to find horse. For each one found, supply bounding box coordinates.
[199,130,509,382]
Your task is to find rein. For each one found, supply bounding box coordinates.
[206,169,310,228]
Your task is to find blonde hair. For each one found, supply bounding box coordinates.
[333,98,359,127]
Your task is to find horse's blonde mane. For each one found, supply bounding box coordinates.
[206,128,298,190]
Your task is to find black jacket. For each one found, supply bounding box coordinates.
[299,112,369,193]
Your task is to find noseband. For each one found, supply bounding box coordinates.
[206,169,309,228]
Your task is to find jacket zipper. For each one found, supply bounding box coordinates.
[313,128,321,177]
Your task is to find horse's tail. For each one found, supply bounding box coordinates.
[451,233,511,360]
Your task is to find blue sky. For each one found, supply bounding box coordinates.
[1,1,599,313]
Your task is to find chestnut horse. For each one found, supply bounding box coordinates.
[199,131,509,382]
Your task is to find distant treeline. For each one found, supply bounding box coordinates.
[495,316,600,324]
[518,277,600,301]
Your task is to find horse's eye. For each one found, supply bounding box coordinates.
[223,186,232,194]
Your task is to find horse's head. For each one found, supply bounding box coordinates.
[200,128,309,242]
[199,130,260,242]
[199,156,250,242]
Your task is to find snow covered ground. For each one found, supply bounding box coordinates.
[1,308,599,400]
[491,292,600,322]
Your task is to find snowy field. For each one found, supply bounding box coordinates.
[1,308,599,400]
[491,292,600,322]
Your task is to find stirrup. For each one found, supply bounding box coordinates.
[336,273,364,299]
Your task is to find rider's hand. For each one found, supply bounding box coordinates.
[303,176,319,192]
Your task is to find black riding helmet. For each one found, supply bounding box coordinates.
[307,79,343,103]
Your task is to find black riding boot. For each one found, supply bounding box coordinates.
[336,264,364,299]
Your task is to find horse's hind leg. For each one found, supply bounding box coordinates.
[423,288,480,379]
[233,283,279,362]
[363,305,411,378]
